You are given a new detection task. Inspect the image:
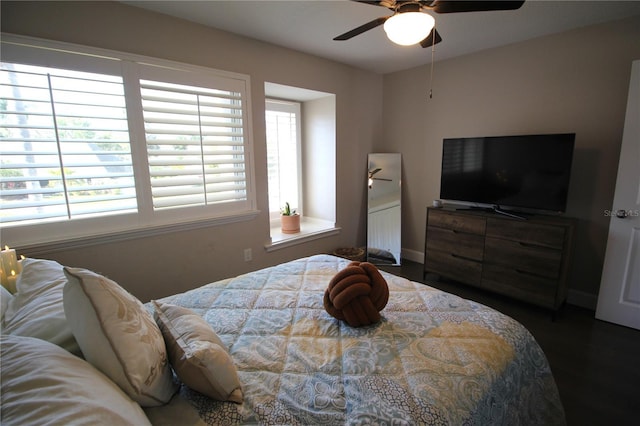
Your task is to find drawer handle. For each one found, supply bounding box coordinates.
[518,241,538,248]
[515,269,553,280]
[517,241,555,250]
[451,253,477,262]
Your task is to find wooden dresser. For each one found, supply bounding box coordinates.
[424,207,576,311]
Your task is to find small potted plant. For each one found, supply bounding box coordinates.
[281,202,300,234]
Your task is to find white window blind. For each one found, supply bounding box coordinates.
[265,99,301,220]
[141,79,246,210]
[0,63,136,226]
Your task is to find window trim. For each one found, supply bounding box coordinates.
[266,217,340,252]
[0,34,258,248]
[265,98,302,223]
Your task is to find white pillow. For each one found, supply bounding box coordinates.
[0,334,152,426]
[153,300,243,403]
[63,267,177,407]
[2,258,81,355]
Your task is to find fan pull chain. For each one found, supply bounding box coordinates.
[429,26,435,99]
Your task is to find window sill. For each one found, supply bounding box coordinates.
[16,209,260,256]
[266,218,340,252]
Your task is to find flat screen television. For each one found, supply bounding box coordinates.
[439,133,575,215]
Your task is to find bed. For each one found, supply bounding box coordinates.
[1,254,565,425]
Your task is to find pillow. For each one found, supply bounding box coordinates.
[63,267,177,407]
[152,300,243,403]
[1,284,13,322]
[1,258,81,355]
[0,334,152,426]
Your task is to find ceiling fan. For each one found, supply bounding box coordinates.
[334,1,525,47]
[368,168,392,188]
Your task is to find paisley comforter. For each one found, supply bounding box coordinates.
[156,254,565,425]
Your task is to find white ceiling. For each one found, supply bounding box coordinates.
[124,0,640,74]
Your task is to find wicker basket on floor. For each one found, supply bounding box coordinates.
[333,247,366,262]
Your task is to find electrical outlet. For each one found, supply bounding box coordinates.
[243,248,252,262]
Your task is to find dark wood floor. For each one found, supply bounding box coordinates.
[379,260,640,426]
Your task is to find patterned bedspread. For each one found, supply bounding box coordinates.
[157,254,565,425]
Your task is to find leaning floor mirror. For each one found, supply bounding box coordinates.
[367,153,401,266]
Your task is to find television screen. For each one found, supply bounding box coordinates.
[440,133,575,213]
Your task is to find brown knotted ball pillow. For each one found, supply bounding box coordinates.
[323,261,389,327]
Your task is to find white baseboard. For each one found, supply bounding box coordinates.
[401,248,423,264]
[400,248,597,310]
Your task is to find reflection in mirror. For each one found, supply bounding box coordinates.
[367,153,401,266]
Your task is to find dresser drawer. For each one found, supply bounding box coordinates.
[423,207,575,312]
[482,263,557,308]
[484,237,562,279]
[486,218,566,250]
[428,209,486,235]
[426,226,484,261]
[425,249,482,286]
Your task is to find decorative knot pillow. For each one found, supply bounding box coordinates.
[323,261,389,327]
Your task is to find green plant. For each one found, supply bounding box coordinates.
[281,202,297,216]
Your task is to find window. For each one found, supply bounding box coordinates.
[0,36,255,247]
[140,79,247,210]
[264,82,337,248]
[0,63,136,225]
[265,99,301,221]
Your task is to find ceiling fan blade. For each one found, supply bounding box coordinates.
[420,28,442,48]
[334,16,389,41]
[354,0,387,6]
[432,1,525,14]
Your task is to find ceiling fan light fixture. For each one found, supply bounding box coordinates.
[383,11,435,46]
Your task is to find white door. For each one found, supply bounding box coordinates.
[595,60,640,330]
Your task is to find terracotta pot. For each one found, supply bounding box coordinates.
[281,214,300,234]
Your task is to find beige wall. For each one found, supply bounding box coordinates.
[4,1,639,304]
[302,96,337,222]
[1,1,383,301]
[382,15,640,302]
